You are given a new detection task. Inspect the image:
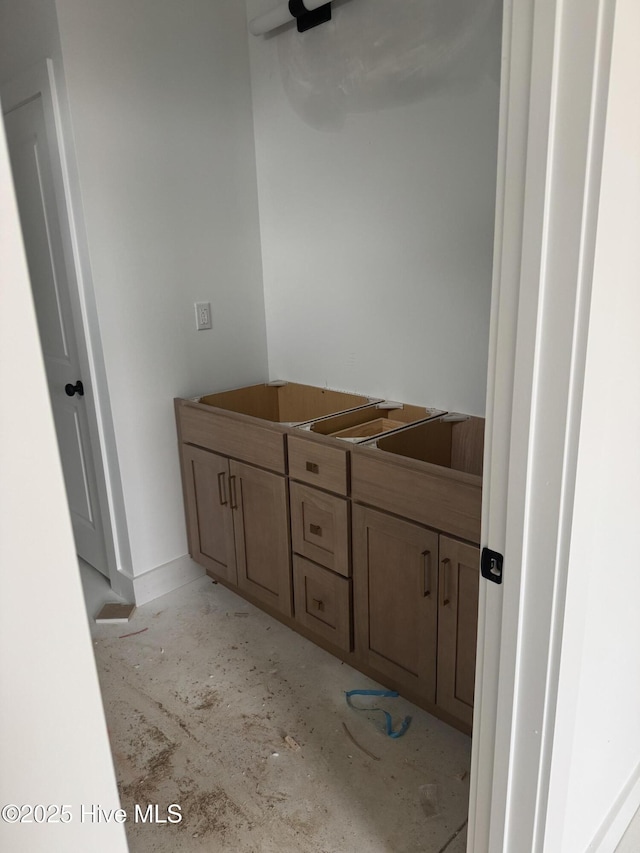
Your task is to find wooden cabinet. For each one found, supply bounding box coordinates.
[181,444,237,585]
[176,388,483,733]
[353,505,439,703]
[179,438,291,617]
[231,459,292,617]
[353,504,480,727]
[436,535,480,727]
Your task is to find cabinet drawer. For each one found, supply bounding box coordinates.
[290,482,350,577]
[351,449,482,544]
[287,434,349,495]
[293,556,351,652]
[177,402,286,473]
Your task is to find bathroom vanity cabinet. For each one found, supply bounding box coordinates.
[175,381,483,733]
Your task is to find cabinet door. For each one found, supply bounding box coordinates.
[353,505,438,702]
[181,444,236,584]
[437,536,480,727]
[230,460,292,617]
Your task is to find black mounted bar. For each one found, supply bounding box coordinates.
[288,0,332,32]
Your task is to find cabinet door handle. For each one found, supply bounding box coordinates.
[422,549,432,597]
[217,471,228,506]
[312,598,325,612]
[441,557,451,606]
[306,461,319,474]
[229,474,238,510]
[309,523,322,536]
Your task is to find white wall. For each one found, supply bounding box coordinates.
[4,0,269,585]
[546,1,640,848]
[0,109,127,853]
[0,0,61,78]
[247,0,501,415]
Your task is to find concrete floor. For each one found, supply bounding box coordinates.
[80,563,640,852]
[81,564,472,853]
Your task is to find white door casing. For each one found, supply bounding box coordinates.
[4,93,108,574]
[469,0,618,850]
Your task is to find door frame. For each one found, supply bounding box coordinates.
[1,60,134,602]
[469,0,619,849]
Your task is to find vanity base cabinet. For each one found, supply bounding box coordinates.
[436,536,480,728]
[176,392,482,734]
[353,505,439,704]
[353,504,480,729]
[180,441,292,617]
[181,444,237,585]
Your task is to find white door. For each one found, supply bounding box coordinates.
[4,94,108,575]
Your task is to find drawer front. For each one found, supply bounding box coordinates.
[351,451,482,544]
[178,403,285,473]
[293,556,352,652]
[287,434,349,495]
[290,482,350,577]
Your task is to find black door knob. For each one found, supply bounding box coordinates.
[65,380,84,397]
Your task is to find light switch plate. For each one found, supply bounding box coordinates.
[195,301,212,331]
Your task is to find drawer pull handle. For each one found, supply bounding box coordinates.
[309,523,322,536]
[229,474,238,510]
[422,549,432,597]
[312,598,325,612]
[441,557,451,606]
[217,471,228,506]
[306,461,319,474]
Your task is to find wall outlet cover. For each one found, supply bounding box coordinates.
[195,301,212,331]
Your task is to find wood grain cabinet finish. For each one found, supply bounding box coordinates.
[290,481,350,577]
[353,505,439,703]
[230,460,292,617]
[177,400,286,473]
[176,389,483,733]
[287,434,349,496]
[181,444,237,585]
[351,449,482,545]
[293,556,351,651]
[436,535,480,728]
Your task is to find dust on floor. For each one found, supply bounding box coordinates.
[91,575,471,853]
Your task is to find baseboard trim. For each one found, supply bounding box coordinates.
[588,759,640,852]
[132,554,205,606]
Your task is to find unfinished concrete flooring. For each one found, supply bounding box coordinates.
[87,570,471,852]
